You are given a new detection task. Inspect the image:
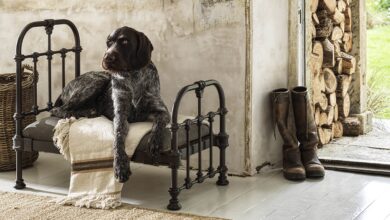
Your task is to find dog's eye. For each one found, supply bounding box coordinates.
[106,40,113,47]
[121,39,128,45]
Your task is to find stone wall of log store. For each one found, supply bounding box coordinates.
[0,0,248,174]
[349,0,371,134]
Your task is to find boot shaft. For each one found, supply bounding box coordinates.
[270,88,297,148]
[291,87,309,136]
[291,86,319,146]
[270,88,290,126]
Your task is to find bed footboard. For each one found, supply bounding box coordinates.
[167,80,229,211]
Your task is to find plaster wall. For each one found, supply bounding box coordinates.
[0,0,247,174]
[250,0,290,173]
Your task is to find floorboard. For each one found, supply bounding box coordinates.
[0,153,389,220]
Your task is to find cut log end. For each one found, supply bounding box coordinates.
[314,92,328,111]
[319,112,329,126]
[337,0,347,12]
[342,117,361,136]
[342,32,353,52]
[327,92,337,107]
[323,68,337,94]
[331,26,344,42]
[325,105,335,125]
[318,127,332,145]
[333,121,343,137]
[311,41,324,75]
[334,58,343,74]
[321,38,335,68]
[332,8,345,24]
[334,103,339,121]
[337,93,350,118]
[336,74,352,97]
[311,0,320,13]
[315,107,321,126]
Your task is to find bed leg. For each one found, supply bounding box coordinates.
[14,150,26,189]
[216,133,229,186]
[167,162,181,211]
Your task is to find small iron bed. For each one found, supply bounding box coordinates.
[13,19,229,211]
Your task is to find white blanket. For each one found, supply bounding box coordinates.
[53,116,153,209]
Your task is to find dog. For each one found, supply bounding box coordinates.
[51,27,170,183]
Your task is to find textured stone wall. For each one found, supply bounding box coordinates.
[350,0,367,114]
[0,0,247,174]
[250,0,289,173]
[350,0,372,134]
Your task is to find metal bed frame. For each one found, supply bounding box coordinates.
[13,19,229,210]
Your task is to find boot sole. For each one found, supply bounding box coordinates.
[306,172,325,178]
[306,166,325,178]
[283,172,306,181]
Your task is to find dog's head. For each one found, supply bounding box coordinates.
[102,26,153,72]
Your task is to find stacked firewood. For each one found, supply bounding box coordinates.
[309,0,358,146]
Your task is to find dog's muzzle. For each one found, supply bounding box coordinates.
[102,51,118,70]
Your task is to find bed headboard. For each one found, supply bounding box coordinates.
[15,19,82,116]
[14,19,82,145]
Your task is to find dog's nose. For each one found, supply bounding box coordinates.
[104,53,116,63]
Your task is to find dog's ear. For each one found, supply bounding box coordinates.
[130,31,153,70]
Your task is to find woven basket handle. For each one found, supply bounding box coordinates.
[21,64,38,83]
[22,64,33,73]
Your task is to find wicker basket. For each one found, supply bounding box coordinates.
[0,65,39,171]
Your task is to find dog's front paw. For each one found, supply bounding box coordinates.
[147,132,163,164]
[147,133,161,154]
[114,155,132,183]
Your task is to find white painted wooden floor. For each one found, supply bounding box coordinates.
[0,153,390,220]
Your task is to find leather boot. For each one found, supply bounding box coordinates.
[271,88,305,181]
[291,86,325,178]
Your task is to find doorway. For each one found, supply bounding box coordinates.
[306,0,390,175]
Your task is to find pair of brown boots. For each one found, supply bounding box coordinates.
[271,86,324,180]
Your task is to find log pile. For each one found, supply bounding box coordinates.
[310,0,359,146]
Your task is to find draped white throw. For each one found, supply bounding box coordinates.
[53,116,153,209]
